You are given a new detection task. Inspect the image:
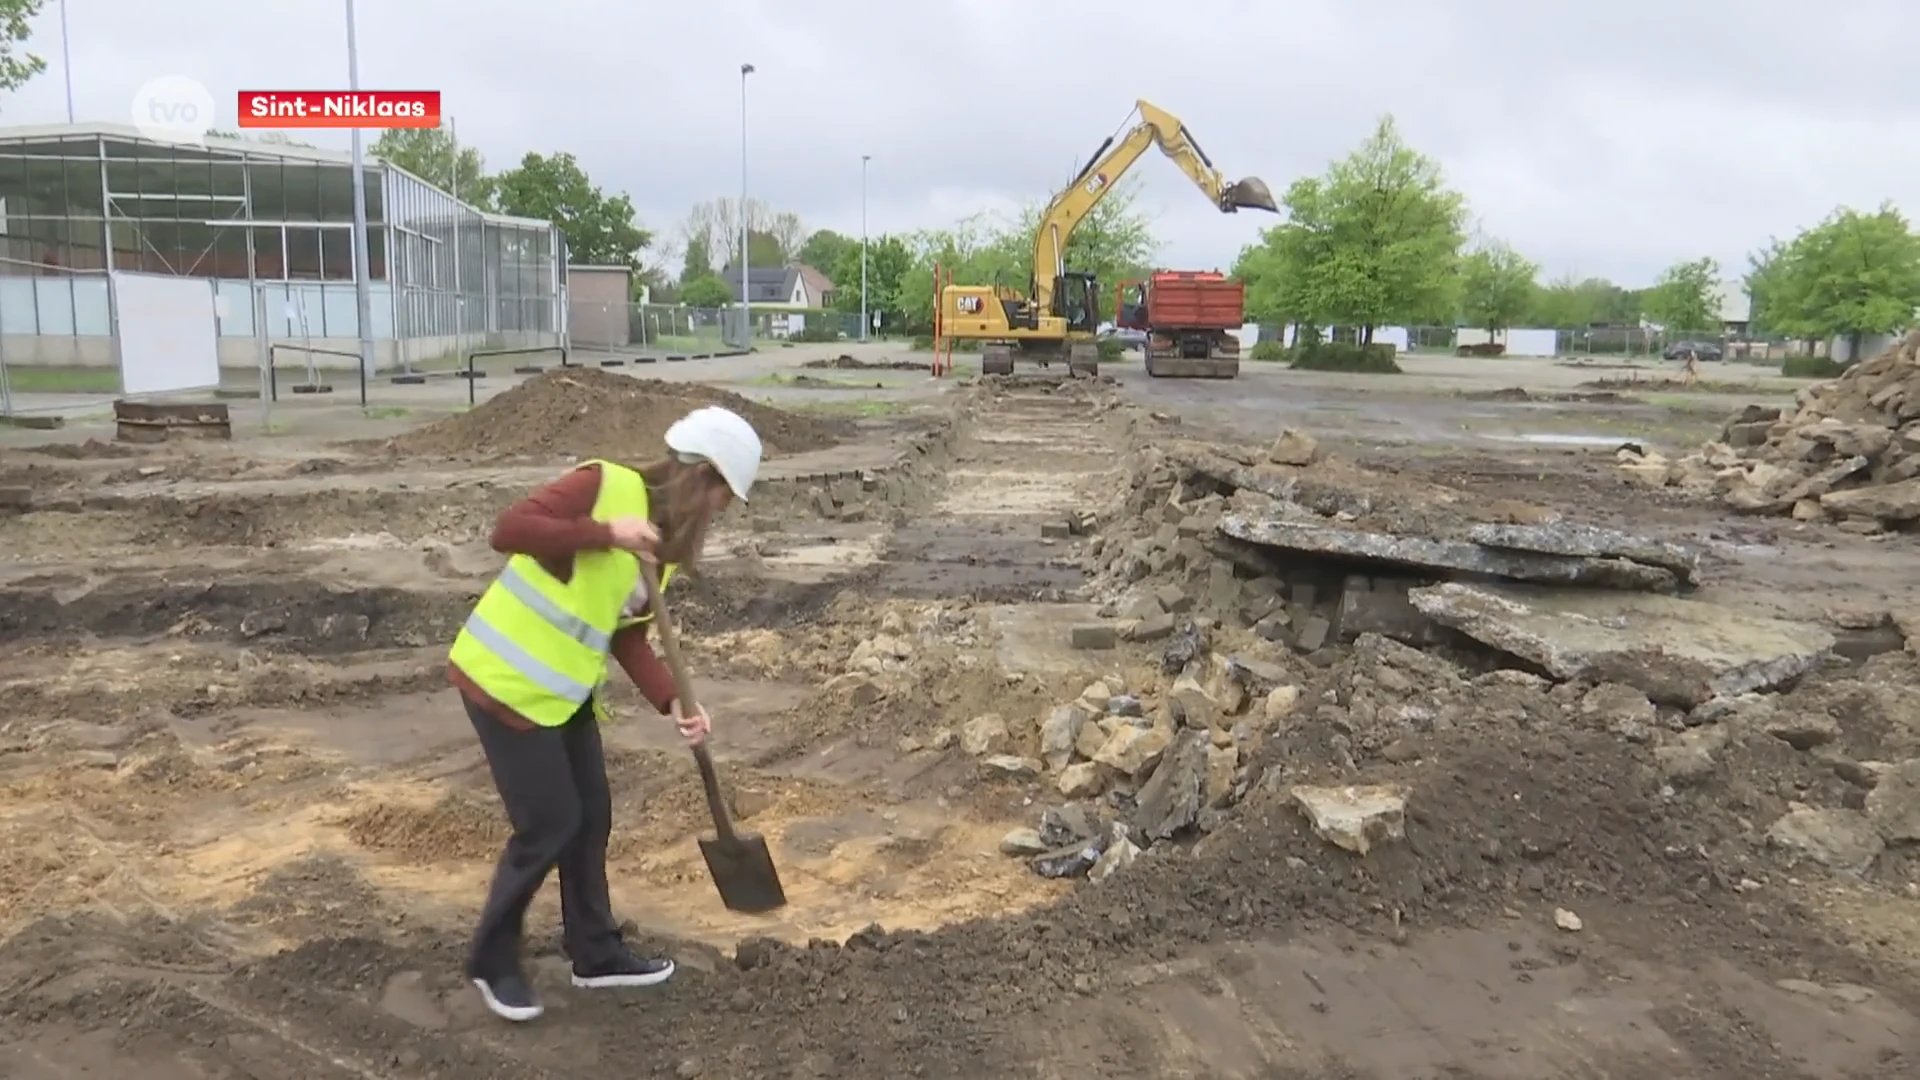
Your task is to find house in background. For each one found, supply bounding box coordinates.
[1714,281,1751,337]
[718,263,836,309]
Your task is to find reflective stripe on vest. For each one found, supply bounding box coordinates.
[448,459,676,727]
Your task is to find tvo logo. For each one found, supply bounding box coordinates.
[132,76,216,146]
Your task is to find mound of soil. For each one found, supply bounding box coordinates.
[803,354,928,372]
[388,368,850,461]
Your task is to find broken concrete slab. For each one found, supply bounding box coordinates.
[1132,728,1210,841]
[1290,784,1407,856]
[1218,516,1678,592]
[1408,583,1834,707]
[1466,522,1701,585]
[1766,805,1884,874]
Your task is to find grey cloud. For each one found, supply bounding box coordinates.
[13,0,1917,287]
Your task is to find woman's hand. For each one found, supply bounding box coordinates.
[607,516,660,562]
[670,699,711,746]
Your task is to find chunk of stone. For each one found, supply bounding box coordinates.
[1040,705,1091,771]
[1467,522,1701,584]
[1057,761,1105,799]
[1107,694,1144,718]
[1204,744,1238,808]
[1127,613,1177,643]
[1290,784,1407,856]
[1766,805,1884,873]
[1220,517,1678,591]
[1820,478,1920,522]
[998,828,1048,856]
[1268,428,1321,466]
[1092,724,1171,779]
[1263,684,1303,724]
[1074,720,1109,761]
[1039,804,1096,847]
[959,713,1010,756]
[979,755,1040,779]
[1293,615,1331,653]
[1864,759,1920,842]
[1409,583,1834,707]
[1133,729,1212,841]
[1654,725,1728,785]
[1088,836,1140,884]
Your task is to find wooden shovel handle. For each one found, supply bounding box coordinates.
[638,561,737,845]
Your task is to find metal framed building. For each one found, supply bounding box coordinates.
[0,121,564,374]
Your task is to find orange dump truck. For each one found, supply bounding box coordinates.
[1114,270,1245,378]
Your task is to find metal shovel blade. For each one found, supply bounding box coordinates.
[696,831,788,914]
[1224,176,1279,213]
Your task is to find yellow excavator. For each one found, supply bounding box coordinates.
[937,99,1277,377]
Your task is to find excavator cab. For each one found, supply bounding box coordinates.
[1051,271,1100,334]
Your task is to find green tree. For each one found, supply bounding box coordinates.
[1236,115,1466,340]
[680,273,734,309]
[0,0,45,95]
[1528,276,1643,328]
[495,152,651,269]
[1751,204,1920,359]
[370,123,495,207]
[1459,239,1539,340]
[798,229,854,274]
[1643,257,1722,333]
[829,234,913,329]
[680,234,712,283]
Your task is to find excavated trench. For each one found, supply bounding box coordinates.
[0,579,478,653]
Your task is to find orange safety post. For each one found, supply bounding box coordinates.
[931,261,943,377]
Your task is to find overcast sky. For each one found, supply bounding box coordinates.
[11,0,1918,288]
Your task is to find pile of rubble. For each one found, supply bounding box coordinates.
[1617,329,1920,531]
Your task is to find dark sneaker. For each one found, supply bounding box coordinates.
[571,947,675,989]
[471,972,544,1022]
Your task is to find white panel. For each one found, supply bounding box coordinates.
[1233,323,1259,350]
[1373,326,1410,351]
[1505,328,1558,357]
[112,272,220,395]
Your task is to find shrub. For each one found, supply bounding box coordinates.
[1781,354,1846,379]
[1095,337,1125,362]
[1286,342,1403,374]
[789,322,840,344]
[1248,340,1287,362]
[911,334,936,351]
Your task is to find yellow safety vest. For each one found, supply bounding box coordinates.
[449,459,677,727]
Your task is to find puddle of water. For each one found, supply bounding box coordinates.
[1480,433,1632,448]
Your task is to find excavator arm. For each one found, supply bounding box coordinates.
[1029,99,1277,312]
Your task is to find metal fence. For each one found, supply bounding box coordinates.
[1386,325,1829,362]
[566,301,866,354]
[0,258,567,416]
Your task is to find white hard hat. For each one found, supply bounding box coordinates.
[664,406,762,502]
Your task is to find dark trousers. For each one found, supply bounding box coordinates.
[464,694,623,978]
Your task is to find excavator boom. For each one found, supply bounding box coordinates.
[1029,99,1276,312]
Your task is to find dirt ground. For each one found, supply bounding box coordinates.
[1,352,1917,1079]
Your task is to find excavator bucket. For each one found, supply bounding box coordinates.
[1223,177,1279,213]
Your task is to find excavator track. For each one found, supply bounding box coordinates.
[981,345,1015,376]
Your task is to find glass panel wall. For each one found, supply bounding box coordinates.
[0,131,554,348]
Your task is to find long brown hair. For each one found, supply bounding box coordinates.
[636,455,729,567]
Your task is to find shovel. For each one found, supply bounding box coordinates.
[639,562,788,915]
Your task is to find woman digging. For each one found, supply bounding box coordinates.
[445,405,763,1022]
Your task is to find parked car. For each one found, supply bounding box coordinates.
[1663,340,1723,362]
[1097,323,1147,350]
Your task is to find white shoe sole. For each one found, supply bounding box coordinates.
[571,960,675,988]
[472,978,544,1022]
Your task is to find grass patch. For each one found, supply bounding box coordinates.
[363,405,410,419]
[775,396,907,419]
[1287,342,1403,374]
[1782,355,1848,379]
[1248,340,1287,362]
[2,366,120,393]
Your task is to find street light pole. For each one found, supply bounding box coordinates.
[738,63,754,350]
[860,154,869,343]
[344,0,376,402]
[57,0,74,123]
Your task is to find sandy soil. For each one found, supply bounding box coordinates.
[0,357,1916,1079]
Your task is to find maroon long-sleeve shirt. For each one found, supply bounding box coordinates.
[448,464,678,730]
